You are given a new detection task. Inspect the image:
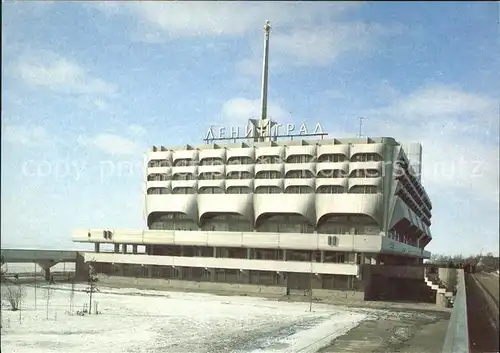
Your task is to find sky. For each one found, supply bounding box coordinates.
[1,1,499,256]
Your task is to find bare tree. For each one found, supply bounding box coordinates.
[86,263,98,315]
[2,284,26,311]
[45,283,52,320]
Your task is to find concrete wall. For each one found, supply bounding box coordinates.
[362,264,435,303]
[438,268,458,291]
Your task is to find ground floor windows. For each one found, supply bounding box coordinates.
[92,262,359,291]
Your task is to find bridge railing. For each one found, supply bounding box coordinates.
[441,269,469,353]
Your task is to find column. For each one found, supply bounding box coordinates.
[94,243,100,253]
[43,267,51,281]
[132,245,138,254]
[320,251,324,263]
[114,244,120,253]
[247,248,252,259]
[122,244,127,254]
[283,249,287,261]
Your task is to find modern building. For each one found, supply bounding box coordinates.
[72,134,432,293]
[71,21,433,296]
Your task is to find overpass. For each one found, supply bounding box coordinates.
[1,248,87,281]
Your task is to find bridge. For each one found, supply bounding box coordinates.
[0,248,87,281]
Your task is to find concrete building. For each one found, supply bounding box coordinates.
[71,22,433,297]
[72,135,433,294]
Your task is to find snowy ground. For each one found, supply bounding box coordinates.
[1,283,369,353]
[2,262,75,274]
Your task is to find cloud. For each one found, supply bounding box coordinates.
[361,84,499,204]
[77,133,143,156]
[91,2,362,39]
[221,98,288,123]
[89,2,396,69]
[2,125,55,147]
[15,50,116,97]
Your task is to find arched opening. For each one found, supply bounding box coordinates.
[286,154,315,163]
[317,154,346,163]
[226,186,252,194]
[256,213,314,233]
[148,212,197,231]
[200,212,252,232]
[350,153,383,162]
[316,185,345,194]
[285,170,315,179]
[317,213,380,235]
[255,186,281,194]
[284,185,314,194]
[198,186,224,194]
[147,187,170,195]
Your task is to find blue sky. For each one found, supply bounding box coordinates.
[1,1,498,256]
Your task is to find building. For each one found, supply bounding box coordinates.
[71,22,433,297]
[72,134,432,294]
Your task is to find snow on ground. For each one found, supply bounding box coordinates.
[2,262,75,274]
[1,284,367,353]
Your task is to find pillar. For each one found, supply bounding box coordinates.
[122,244,127,254]
[247,248,252,259]
[44,267,51,281]
[320,251,324,263]
[436,293,448,308]
[283,249,287,261]
[132,245,138,254]
[213,247,217,258]
[94,243,100,253]
[114,244,120,253]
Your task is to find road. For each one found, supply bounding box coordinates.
[466,272,499,353]
[474,271,499,304]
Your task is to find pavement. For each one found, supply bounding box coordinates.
[318,308,450,353]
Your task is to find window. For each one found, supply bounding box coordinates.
[316,185,344,194]
[198,187,223,194]
[172,173,195,181]
[351,153,383,162]
[350,169,381,178]
[147,173,169,181]
[172,187,196,194]
[255,186,281,194]
[226,186,252,194]
[148,159,171,168]
[317,169,347,178]
[255,171,282,179]
[173,158,196,167]
[147,187,169,195]
[284,186,313,194]
[227,157,253,165]
[198,172,224,180]
[226,171,252,179]
[286,155,314,163]
[285,170,314,179]
[349,186,378,194]
[256,156,281,164]
[317,154,346,163]
[199,158,223,166]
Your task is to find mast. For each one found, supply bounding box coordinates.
[258,21,271,142]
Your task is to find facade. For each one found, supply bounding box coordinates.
[72,135,433,293]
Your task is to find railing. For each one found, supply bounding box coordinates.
[441,269,469,353]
